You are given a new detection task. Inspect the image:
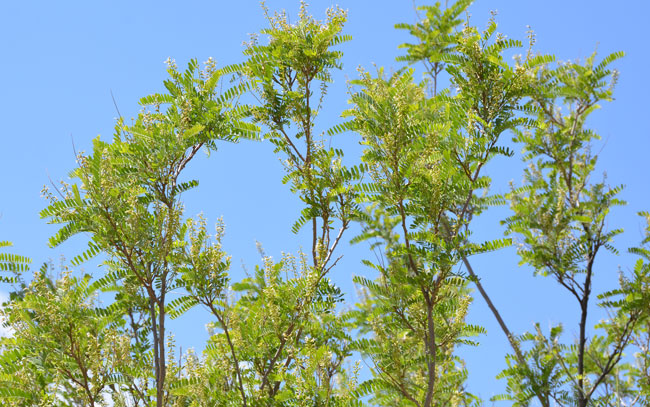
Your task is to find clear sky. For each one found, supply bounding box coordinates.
[1,0,648,403]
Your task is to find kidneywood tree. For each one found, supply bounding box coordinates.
[39,59,253,406]
[495,52,650,406]
[345,3,542,405]
[0,1,648,407]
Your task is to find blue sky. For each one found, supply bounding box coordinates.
[1,0,649,403]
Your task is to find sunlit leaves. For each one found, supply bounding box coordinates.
[0,268,130,406]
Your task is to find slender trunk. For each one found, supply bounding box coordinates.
[577,257,594,407]
[148,295,161,405]
[423,302,437,407]
[312,217,318,267]
[303,81,318,269]
[148,292,166,407]
[157,287,167,406]
[398,200,437,407]
[432,63,438,97]
[577,297,588,407]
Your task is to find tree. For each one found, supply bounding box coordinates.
[345,3,543,405]
[40,58,254,406]
[492,51,645,407]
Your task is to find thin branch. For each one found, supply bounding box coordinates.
[46,169,66,200]
[110,89,123,119]
[209,303,248,407]
[278,126,306,163]
[585,314,637,401]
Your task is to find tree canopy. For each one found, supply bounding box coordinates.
[1,1,648,406]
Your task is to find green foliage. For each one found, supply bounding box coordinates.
[0,2,644,407]
[243,2,359,273]
[0,266,130,407]
[505,52,625,279]
[171,5,365,405]
[343,3,545,404]
[395,0,472,94]
[172,251,359,406]
[0,241,30,283]
[39,58,253,406]
[497,51,637,407]
[592,214,650,405]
